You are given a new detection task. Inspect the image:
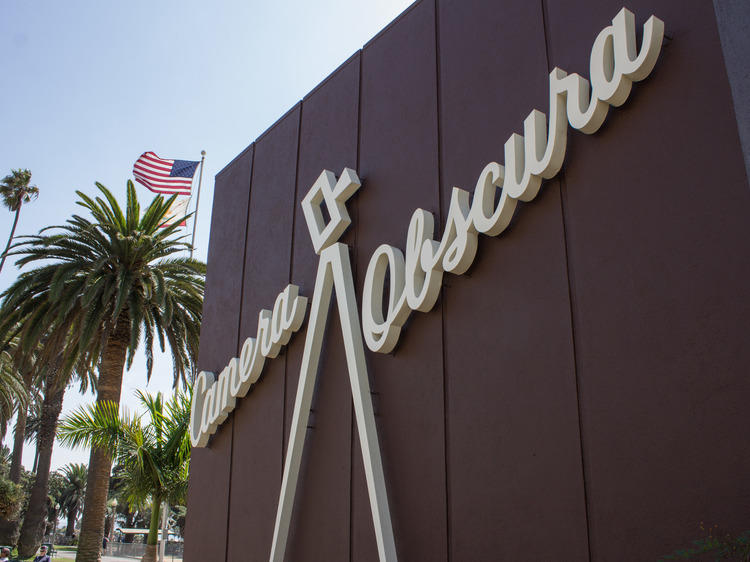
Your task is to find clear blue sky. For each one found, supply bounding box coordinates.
[0,0,412,470]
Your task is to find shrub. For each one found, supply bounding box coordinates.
[0,474,23,519]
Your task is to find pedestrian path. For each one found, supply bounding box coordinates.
[50,547,182,562]
[100,554,182,562]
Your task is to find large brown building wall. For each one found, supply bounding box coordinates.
[184,1,750,560]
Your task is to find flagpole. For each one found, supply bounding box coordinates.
[190,150,206,258]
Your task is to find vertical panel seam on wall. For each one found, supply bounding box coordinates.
[283,105,303,463]
[225,145,256,562]
[558,172,592,562]
[539,1,592,560]
[433,0,450,560]
[350,49,363,562]
[237,146,257,353]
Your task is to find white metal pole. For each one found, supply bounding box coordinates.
[189,150,206,258]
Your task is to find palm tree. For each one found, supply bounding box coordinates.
[7,383,35,484]
[16,354,70,557]
[0,339,32,546]
[0,305,91,555]
[46,469,67,538]
[0,335,35,485]
[0,169,39,274]
[108,465,140,543]
[0,346,27,445]
[58,464,87,537]
[59,390,192,562]
[24,405,42,474]
[0,181,204,561]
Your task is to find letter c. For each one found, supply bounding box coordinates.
[190,370,215,447]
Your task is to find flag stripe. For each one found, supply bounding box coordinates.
[133,164,191,181]
[141,152,173,166]
[133,168,193,187]
[141,156,174,172]
[132,151,199,195]
[136,159,173,174]
[133,181,191,195]
[132,172,192,192]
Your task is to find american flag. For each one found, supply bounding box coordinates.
[133,151,199,195]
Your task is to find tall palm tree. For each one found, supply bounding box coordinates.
[0,334,35,485]
[0,339,32,546]
[0,169,39,274]
[0,293,92,555]
[1,181,204,561]
[59,390,192,562]
[16,353,70,557]
[58,463,87,537]
[7,377,36,483]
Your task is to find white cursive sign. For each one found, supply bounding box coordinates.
[361,7,664,354]
[189,8,665,562]
[189,284,308,447]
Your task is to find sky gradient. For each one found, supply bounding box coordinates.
[0,0,412,470]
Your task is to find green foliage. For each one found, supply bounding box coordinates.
[23,398,43,447]
[46,470,67,530]
[171,504,187,538]
[59,389,192,549]
[47,471,66,503]
[0,168,40,275]
[0,339,29,423]
[0,445,11,474]
[0,180,204,386]
[659,524,750,561]
[0,169,38,213]
[0,474,24,519]
[58,463,87,520]
[58,389,192,509]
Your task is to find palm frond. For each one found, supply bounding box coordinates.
[56,400,132,453]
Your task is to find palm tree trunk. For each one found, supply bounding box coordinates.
[75,320,130,562]
[8,369,32,483]
[66,509,77,537]
[0,204,22,274]
[16,371,65,558]
[140,494,161,562]
[123,510,135,543]
[45,513,56,538]
[103,510,114,542]
[0,519,19,548]
[8,405,26,482]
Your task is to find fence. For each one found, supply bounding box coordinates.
[105,541,183,560]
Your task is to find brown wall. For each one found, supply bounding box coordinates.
[185,1,750,560]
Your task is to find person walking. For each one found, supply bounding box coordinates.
[33,545,51,562]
